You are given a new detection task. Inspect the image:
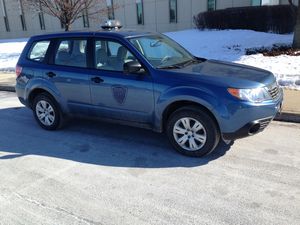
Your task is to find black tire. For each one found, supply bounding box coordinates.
[32,93,64,130]
[166,106,220,157]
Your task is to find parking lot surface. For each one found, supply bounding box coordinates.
[0,91,299,225]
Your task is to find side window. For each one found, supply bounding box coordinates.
[28,40,50,62]
[54,39,87,68]
[95,39,137,72]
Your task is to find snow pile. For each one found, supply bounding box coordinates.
[0,38,28,72]
[166,29,300,90]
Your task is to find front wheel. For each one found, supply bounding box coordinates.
[166,106,220,157]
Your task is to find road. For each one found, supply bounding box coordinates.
[0,91,299,225]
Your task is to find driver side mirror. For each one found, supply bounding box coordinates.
[123,61,145,74]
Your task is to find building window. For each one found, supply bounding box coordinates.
[18,0,26,31]
[4,16,10,31]
[136,0,144,25]
[207,0,216,11]
[82,8,89,27]
[20,14,26,31]
[38,12,45,30]
[169,0,177,23]
[1,0,10,31]
[106,0,114,20]
[261,0,279,5]
[252,0,262,5]
[38,2,45,30]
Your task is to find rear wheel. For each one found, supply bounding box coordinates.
[166,106,220,157]
[33,94,63,130]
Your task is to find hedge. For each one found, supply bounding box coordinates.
[194,5,297,34]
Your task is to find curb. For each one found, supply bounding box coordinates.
[275,112,300,123]
[0,85,15,92]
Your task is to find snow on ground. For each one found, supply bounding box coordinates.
[166,29,300,90]
[0,38,28,72]
[0,29,299,89]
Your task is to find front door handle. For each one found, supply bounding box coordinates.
[91,77,104,83]
[47,72,56,78]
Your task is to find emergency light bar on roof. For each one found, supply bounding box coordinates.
[101,20,122,30]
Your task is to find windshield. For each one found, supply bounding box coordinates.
[128,35,194,69]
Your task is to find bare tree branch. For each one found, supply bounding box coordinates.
[21,0,116,31]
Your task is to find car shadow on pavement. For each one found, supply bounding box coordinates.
[0,107,232,168]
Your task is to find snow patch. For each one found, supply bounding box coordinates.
[0,38,28,72]
[166,29,300,90]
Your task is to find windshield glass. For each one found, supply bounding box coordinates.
[128,35,194,69]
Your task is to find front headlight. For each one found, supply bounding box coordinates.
[228,87,272,103]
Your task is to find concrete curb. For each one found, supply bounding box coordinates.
[275,113,300,123]
[0,85,15,92]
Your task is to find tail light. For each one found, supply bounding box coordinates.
[16,65,22,77]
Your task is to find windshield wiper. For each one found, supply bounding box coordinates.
[157,57,205,70]
[179,59,201,67]
[157,64,182,69]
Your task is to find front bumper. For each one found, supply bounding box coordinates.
[222,116,274,140]
[219,91,283,140]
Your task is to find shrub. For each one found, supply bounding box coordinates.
[194,5,297,34]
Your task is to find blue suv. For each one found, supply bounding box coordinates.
[15,30,283,157]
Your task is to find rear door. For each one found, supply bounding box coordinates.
[46,37,92,115]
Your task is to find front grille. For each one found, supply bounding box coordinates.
[267,83,280,100]
[258,118,272,132]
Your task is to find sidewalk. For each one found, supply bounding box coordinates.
[1,72,299,122]
[0,73,15,92]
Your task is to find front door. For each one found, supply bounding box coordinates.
[89,39,154,124]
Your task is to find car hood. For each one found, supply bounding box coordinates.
[167,59,276,88]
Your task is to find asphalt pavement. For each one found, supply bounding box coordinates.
[0,91,299,225]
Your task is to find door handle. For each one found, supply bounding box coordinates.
[91,77,104,83]
[47,72,56,78]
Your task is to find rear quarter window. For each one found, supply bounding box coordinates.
[28,40,50,62]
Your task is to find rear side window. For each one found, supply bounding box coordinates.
[28,40,50,62]
[54,39,87,68]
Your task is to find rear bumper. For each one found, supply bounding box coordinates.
[15,81,28,107]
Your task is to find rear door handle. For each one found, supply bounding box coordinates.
[47,72,56,78]
[91,77,104,83]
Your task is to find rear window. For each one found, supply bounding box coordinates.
[54,39,87,68]
[28,40,50,62]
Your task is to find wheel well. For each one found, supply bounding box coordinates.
[162,101,220,132]
[28,89,52,109]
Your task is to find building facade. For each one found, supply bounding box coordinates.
[0,0,297,39]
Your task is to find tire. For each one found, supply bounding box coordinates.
[32,93,64,130]
[166,106,220,157]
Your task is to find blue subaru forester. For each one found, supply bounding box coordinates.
[15,29,283,157]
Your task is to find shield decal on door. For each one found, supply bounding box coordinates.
[112,85,127,105]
